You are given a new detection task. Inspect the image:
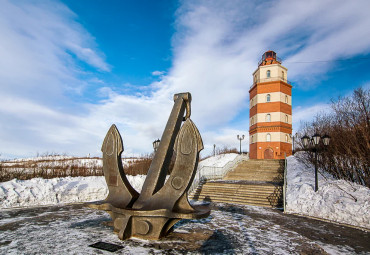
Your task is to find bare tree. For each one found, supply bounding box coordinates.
[296,88,370,187]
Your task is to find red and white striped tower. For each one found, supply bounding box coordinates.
[249,51,292,159]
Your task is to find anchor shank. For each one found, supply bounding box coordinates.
[133,93,190,209]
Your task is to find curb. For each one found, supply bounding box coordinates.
[284,212,370,232]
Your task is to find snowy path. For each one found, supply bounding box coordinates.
[1,203,368,254]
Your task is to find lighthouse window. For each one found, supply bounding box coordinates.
[266,114,271,122]
[282,71,285,80]
[285,114,289,123]
[266,94,271,102]
[267,133,271,142]
[267,70,271,78]
[285,135,288,142]
[285,95,288,104]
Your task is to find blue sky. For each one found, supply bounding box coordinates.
[1,0,370,159]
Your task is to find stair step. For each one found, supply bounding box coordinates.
[195,190,281,196]
[190,197,281,207]
[198,187,280,192]
[203,185,281,190]
[191,188,282,195]
[192,187,282,193]
[224,178,283,181]
[199,186,280,190]
[224,176,283,179]
[189,194,281,201]
[189,194,280,200]
[230,171,283,174]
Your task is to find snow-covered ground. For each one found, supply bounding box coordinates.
[0,175,145,208]
[198,153,239,168]
[0,154,238,209]
[286,155,370,229]
[1,203,366,254]
[1,155,140,169]
[1,154,369,230]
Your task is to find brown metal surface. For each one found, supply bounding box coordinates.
[88,92,210,240]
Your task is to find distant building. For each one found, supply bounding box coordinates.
[249,51,292,159]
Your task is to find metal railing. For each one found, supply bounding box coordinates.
[250,77,292,89]
[189,154,249,193]
[258,56,282,66]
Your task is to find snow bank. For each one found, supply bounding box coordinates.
[198,153,239,168]
[1,156,139,168]
[286,156,370,229]
[0,154,239,209]
[0,175,146,209]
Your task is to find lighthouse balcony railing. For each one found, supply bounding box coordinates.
[258,56,282,66]
[250,76,291,89]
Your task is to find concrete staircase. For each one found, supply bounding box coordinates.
[224,159,284,182]
[189,159,285,207]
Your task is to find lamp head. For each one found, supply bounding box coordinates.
[312,133,321,145]
[322,134,331,146]
[153,139,160,150]
[301,135,310,147]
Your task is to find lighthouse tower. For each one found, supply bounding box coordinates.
[249,51,292,159]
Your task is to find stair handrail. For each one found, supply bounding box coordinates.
[283,152,287,212]
[189,153,249,193]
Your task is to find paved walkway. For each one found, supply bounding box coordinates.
[0,203,369,254]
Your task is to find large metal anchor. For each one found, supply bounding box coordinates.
[88,92,210,240]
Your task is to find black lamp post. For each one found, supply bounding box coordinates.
[289,134,294,154]
[237,135,245,154]
[301,133,331,192]
[153,139,160,153]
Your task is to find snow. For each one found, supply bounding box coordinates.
[285,155,370,229]
[0,175,146,209]
[198,153,239,168]
[0,155,241,209]
[2,155,77,162]
[0,154,369,254]
[1,156,139,168]
[1,154,369,231]
[0,203,363,254]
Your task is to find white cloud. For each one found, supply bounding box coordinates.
[1,0,370,159]
[0,0,109,102]
[152,71,165,76]
[0,0,110,158]
[292,103,331,133]
[201,128,249,155]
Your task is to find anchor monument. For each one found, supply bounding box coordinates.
[88,92,210,240]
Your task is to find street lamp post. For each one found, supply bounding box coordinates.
[301,133,331,192]
[289,134,296,154]
[153,139,160,153]
[237,135,245,154]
